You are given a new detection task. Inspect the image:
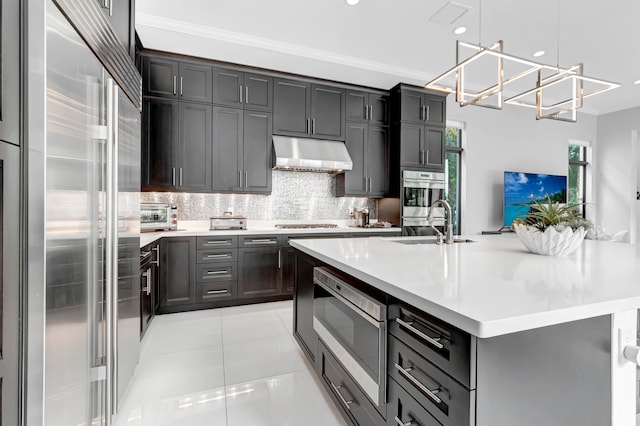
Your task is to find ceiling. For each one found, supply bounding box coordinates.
[136,0,640,116]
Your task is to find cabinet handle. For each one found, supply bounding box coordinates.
[239,170,242,188]
[278,249,281,269]
[368,178,372,193]
[179,168,183,186]
[306,117,311,134]
[395,318,444,349]
[206,289,228,295]
[364,105,369,120]
[151,246,160,267]
[108,0,113,16]
[312,118,316,134]
[180,77,183,96]
[207,270,229,275]
[329,382,353,409]
[173,76,177,95]
[239,85,243,103]
[142,270,150,294]
[394,416,414,426]
[172,167,176,186]
[426,150,429,165]
[245,170,248,188]
[206,254,228,259]
[394,363,443,404]
[426,105,430,121]
[245,86,249,104]
[369,105,373,121]
[419,150,425,165]
[205,240,228,245]
[246,239,276,245]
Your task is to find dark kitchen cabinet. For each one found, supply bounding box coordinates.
[273,78,345,140]
[346,90,389,125]
[143,56,212,103]
[0,0,20,146]
[337,123,388,197]
[293,250,321,364]
[392,84,446,127]
[142,98,212,191]
[212,107,272,193]
[159,237,196,309]
[238,235,282,299]
[213,67,273,111]
[97,0,136,59]
[393,121,445,172]
[140,241,159,338]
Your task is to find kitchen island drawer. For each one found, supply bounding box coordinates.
[284,233,348,247]
[389,336,475,426]
[319,341,385,426]
[196,281,236,303]
[387,376,441,426]
[239,235,279,247]
[196,263,237,282]
[196,248,237,263]
[197,236,238,249]
[389,304,474,389]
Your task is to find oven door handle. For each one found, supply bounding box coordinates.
[313,278,380,328]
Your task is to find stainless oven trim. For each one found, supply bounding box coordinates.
[313,278,381,328]
[314,317,380,405]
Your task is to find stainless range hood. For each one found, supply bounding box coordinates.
[272,135,353,173]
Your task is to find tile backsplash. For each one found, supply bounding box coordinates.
[140,171,376,221]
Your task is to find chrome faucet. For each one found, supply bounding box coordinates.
[427,199,454,245]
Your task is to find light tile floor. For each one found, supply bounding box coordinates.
[113,301,347,426]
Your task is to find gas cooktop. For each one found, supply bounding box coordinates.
[274,224,339,229]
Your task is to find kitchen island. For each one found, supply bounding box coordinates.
[291,234,640,426]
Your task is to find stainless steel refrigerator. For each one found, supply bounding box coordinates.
[44,2,140,424]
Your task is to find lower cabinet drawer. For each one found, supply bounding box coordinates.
[196,263,237,282]
[319,341,385,426]
[388,336,475,426]
[196,248,237,263]
[387,377,441,426]
[196,281,236,303]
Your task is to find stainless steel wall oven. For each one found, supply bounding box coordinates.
[401,170,446,236]
[312,266,387,408]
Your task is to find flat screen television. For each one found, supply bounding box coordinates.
[503,171,567,227]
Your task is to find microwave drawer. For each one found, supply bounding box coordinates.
[196,263,237,283]
[389,304,475,389]
[319,341,385,426]
[388,335,475,426]
[387,376,441,426]
[197,236,238,249]
[196,248,237,263]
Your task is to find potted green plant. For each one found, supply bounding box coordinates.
[511,197,592,256]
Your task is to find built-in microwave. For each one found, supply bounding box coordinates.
[140,203,177,232]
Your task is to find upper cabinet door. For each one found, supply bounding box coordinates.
[273,78,311,136]
[213,67,243,108]
[179,62,213,103]
[178,102,212,192]
[423,94,445,126]
[212,107,244,192]
[244,73,273,111]
[343,123,368,196]
[368,94,389,125]
[399,122,423,169]
[399,90,423,124]
[367,125,388,196]
[346,91,368,122]
[310,84,345,140]
[142,98,179,190]
[424,126,444,169]
[144,57,179,99]
[243,111,273,194]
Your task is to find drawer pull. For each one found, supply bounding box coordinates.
[206,289,228,295]
[205,240,229,245]
[396,318,444,349]
[394,363,442,404]
[246,239,276,244]
[329,382,353,410]
[206,254,228,259]
[206,270,228,275]
[394,416,413,426]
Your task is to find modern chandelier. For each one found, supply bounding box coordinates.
[424,39,620,122]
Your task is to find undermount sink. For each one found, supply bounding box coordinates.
[392,238,475,245]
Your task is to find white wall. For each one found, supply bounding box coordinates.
[595,107,640,243]
[446,98,598,235]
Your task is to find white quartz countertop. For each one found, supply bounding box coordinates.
[139,220,400,247]
[290,234,640,338]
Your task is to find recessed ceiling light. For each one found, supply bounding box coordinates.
[453,26,467,35]
[634,80,640,85]
[532,50,546,58]
[345,0,359,5]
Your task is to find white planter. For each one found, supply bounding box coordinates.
[513,223,587,256]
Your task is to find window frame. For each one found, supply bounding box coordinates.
[568,143,590,218]
[445,120,465,235]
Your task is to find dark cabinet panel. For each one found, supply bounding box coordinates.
[243,111,272,193]
[387,377,441,426]
[238,247,281,298]
[179,62,213,103]
[367,125,388,196]
[213,68,273,111]
[341,123,368,196]
[213,67,243,107]
[144,57,179,98]
[142,98,178,189]
[393,85,447,127]
[273,78,311,136]
[400,90,424,123]
[160,237,196,307]
[424,126,444,169]
[310,84,345,140]
[244,73,273,111]
[424,95,445,126]
[369,94,389,125]
[179,102,212,191]
[346,91,389,126]
[212,106,243,192]
[293,250,320,363]
[197,281,236,303]
[399,123,423,169]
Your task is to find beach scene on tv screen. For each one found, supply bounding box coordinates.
[504,172,567,226]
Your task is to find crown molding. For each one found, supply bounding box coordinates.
[136,13,430,82]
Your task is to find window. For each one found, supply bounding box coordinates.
[568,144,588,216]
[445,125,463,234]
